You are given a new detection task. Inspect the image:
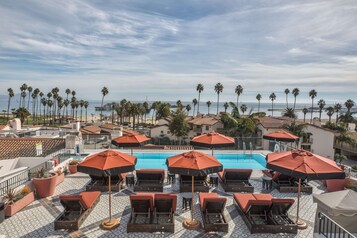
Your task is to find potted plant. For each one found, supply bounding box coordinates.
[55,168,65,186]
[3,186,35,217]
[345,181,357,191]
[32,168,58,198]
[68,160,79,174]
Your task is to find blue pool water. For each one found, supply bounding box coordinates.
[132,153,266,170]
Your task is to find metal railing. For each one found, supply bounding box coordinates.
[0,170,30,197]
[318,212,356,238]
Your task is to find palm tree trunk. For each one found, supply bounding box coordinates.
[329,116,331,123]
[27,95,30,110]
[19,95,22,109]
[43,107,46,124]
[258,101,260,113]
[286,95,288,108]
[310,99,314,123]
[208,106,210,115]
[236,95,239,108]
[271,101,274,116]
[86,109,88,122]
[7,97,11,120]
[303,114,306,122]
[319,110,322,120]
[293,97,297,111]
[80,108,83,122]
[197,93,201,114]
[193,105,196,117]
[216,94,220,115]
[336,112,339,123]
[100,96,104,121]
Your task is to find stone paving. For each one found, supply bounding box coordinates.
[0,170,326,238]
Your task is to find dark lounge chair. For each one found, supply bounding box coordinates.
[269,171,312,194]
[86,173,126,192]
[179,175,209,193]
[127,193,154,233]
[233,193,297,234]
[152,193,177,232]
[218,169,254,192]
[134,169,165,192]
[199,192,228,233]
[55,191,100,230]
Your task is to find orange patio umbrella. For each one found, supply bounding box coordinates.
[111,133,151,155]
[78,149,136,230]
[190,132,235,154]
[266,150,345,229]
[166,150,223,230]
[263,130,299,142]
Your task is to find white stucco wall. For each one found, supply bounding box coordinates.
[305,125,335,159]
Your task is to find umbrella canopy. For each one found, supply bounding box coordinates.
[266,150,345,180]
[313,190,357,217]
[111,133,151,147]
[78,149,137,177]
[166,150,223,176]
[190,132,235,148]
[263,130,299,142]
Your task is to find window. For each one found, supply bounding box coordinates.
[206,125,209,130]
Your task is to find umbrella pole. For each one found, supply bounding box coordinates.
[100,175,120,230]
[182,175,200,230]
[131,148,133,155]
[296,178,307,229]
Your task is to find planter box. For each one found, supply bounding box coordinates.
[68,165,78,174]
[33,173,58,198]
[56,173,65,186]
[326,179,347,192]
[5,192,35,217]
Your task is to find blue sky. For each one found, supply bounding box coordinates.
[1,0,357,103]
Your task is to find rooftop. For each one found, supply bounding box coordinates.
[0,170,324,237]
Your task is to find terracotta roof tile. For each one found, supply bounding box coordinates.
[256,116,297,128]
[80,125,101,134]
[100,123,121,130]
[188,116,220,126]
[0,138,66,160]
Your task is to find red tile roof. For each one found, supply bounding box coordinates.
[80,125,101,134]
[0,138,66,160]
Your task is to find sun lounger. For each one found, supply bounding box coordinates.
[86,173,126,192]
[179,175,209,193]
[218,169,254,192]
[270,172,312,194]
[199,192,228,232]
[127,193,154,232]
[134,169,165,192]
[233,193,297,234]
[54,191,100,230]
[152,193,177,232]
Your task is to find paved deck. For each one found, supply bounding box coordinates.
[0,170,326,238]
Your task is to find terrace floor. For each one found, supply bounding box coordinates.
[0,170,326,238]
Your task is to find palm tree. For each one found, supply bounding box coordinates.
[27,86,33,110]
[19,83,28,108]
[292,88,300,112]
[84,101,89,122]
[70,98,76,119]
[235,85,243,108]
[344,99,355,114]
[256,94,262,112]
[47,100,53,124]
[196,84,204,114]
[302,108,308,122]
[317,99,326,120]
[33,88,40,121]
[41,98,47,124]
[21,91,27,108]
[176,100,183,112]
[214,82,224,115]
[325,106,334,123]
[38,92,44,119]
[100,87,109,121]
[31,93,36,124]
[192,98,198,116]
[63,99,69,119]
[240,104,247,115]
[223,102,229,113]
[65,88,71,99]
[206,101,212,115]
[269,93,276,116]
[284,88,290,108]
[309,89,317,123]
[71,90,76,98]
[79,100,85,122]
[186,104,191,115]
[143,101,149,122]
[13,107,30,124]
[7,88,14,120]
[283,108,296,119]
[334,103,342,123]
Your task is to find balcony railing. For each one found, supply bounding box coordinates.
[318,212,356,238]
[0,169,30,197]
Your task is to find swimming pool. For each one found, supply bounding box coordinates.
[133,153,266,170]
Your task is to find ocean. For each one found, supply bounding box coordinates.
[0,95,337,120]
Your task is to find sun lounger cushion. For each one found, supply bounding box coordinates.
[130,193,155,209]
[199,193,226,212]
[154,193,177,212]
[59,191,100,210]
[234,193,272,213]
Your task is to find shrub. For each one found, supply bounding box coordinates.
[31,167,53,179]
[69,160,79,166]
[2,187,31,206]
[55,168,63,175]
[351,165,357,170]
[21,186,32,195]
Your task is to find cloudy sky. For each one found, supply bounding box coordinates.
[1,0,357,103]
